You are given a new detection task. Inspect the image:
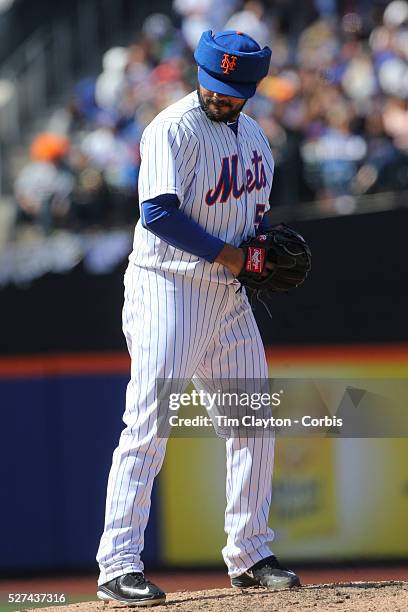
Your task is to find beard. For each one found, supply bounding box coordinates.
[197,87,246,123]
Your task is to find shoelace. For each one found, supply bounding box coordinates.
[127,572,148,586]
[237,285,288,321]
[255,291,273,320]
[252,555,284,572]
[260,560,292,574]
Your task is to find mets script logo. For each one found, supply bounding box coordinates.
[205,150,267,205]
[221,53,238,74]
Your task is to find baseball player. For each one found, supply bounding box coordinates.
[96,30,300,607]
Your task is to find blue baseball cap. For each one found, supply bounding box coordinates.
[194,30,272,99]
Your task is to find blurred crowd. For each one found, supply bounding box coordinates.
[13,0,408,234]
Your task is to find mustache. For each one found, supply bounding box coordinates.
[207,98,233,108]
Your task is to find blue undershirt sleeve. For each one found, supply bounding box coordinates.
[258,214,272,234]
[140,194,225,263]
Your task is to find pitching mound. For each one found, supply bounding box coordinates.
[21,581,408,612]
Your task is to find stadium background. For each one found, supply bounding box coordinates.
[0,0,407,606]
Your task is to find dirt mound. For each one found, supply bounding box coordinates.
[20,581,408,612]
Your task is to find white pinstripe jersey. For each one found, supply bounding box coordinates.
[130,90,274,284]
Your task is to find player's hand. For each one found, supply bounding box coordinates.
[215,244,246,277]
[237,224,312,292]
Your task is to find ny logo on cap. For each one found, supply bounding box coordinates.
[221,53,238,75]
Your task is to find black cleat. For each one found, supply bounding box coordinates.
[231,555,300,590]
[97,572,166,607]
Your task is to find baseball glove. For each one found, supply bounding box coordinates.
[237,223,312,293]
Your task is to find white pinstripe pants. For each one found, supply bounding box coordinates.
[97,265,275,584]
